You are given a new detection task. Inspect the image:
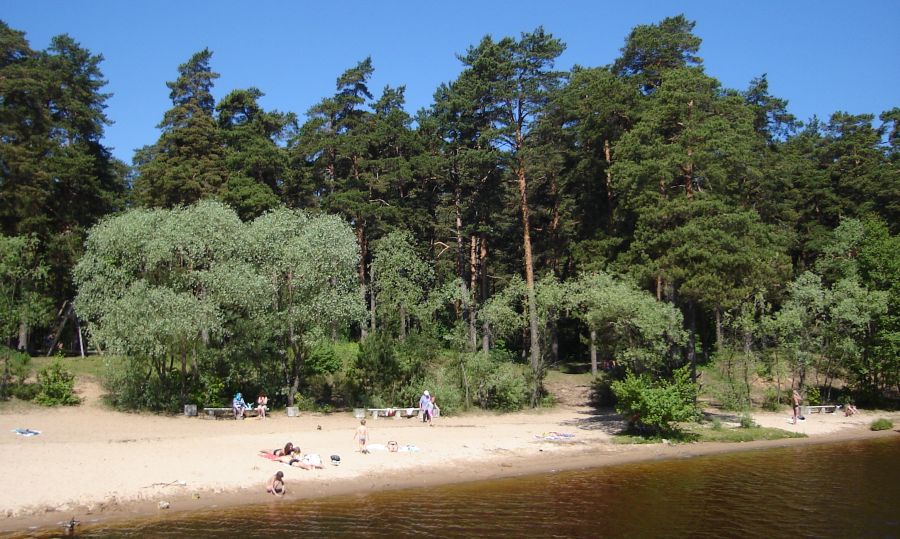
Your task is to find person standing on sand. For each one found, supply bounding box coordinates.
[419,390,432,424]
[354,419,369,453]
[792,389,803,424]
[266,471,285,496]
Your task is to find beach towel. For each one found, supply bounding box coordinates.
[12,428,41,437]
[258,451,282,461]
[398,444,420,452]
[365,443,387,452]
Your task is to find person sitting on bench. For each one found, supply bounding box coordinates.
[233,392,249,419]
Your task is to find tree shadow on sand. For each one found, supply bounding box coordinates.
[559,407,630,436]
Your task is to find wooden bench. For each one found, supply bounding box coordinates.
[367,407,421,420]
[802,404,841,415]
[202,407,258,419]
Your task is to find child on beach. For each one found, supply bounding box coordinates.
[354,419,369,453]
[266,471,285,496]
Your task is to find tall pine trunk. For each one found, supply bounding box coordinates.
[515,154,542,406]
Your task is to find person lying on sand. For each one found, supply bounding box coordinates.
[266,471,285,496]
[287,453,324,469]
[261,442,299,458]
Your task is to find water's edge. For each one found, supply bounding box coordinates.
[3,428,896,536]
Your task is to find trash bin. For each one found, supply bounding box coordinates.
[184,404,198,417]
[353,408,366,419]
[286,406,299,417]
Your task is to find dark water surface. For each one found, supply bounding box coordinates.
[17,437,900,538]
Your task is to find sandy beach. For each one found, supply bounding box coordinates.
[1,378,897,534]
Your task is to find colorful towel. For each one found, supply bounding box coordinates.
[258,451,282,461]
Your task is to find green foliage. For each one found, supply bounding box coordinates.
[739,414,755,429]
[612,366,699,434]
[1,346,33,401]
[805,386,821,406]
[11,382,39,401]
[567,272,686,375]
[869,418,893,431]
[0,235,54,343]
[683,425,806,443]
[372,230,434,337]
[34,361,80,406]
[762,387,783,412]
[459,350,529,411]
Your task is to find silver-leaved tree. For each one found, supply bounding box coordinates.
[74,201,363,408]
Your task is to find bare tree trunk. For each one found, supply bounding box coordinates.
[590,329,598,376]
[469,235,478,350]
[480,237,491,353]
[603,139,614,209]
[454,184,473,350]
[516,156,542,406]
[356,225,368,339]
[17,322,29,353]
[369,261,376,334]
[715,307,723,353]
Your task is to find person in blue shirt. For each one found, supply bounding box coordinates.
[418,390,433,424]
[232,392,248,419]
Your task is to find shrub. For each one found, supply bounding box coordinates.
[11,383,39,401]
[711,418,723,431]
[805,386,821,406]
[0,347,31,400]
[612,366,699,435]
[762,387,783,411]
[34,361,80,406]
[739,414,755,429]
[870,418,893,431]
[102,358,181,411]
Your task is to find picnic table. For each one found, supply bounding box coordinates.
[802,404,842,415]
[367,407,421,420]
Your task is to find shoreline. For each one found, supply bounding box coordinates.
[1,386,897,535]
[4,428,896,535]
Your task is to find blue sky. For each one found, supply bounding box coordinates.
[5,1,899,162]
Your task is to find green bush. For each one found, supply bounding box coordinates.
[11,383,39,401]
[806,386,821,406]
[612,366,699,435]
[870,418,893,431]
[0,347,31,400]
[762,387,784,411]
[34,361,80,406]
[739,414,755,429]
[102,358,181,411]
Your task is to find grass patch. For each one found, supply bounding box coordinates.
[684,424,806,442]
[611,433,673,444]
[870,418,894,431]
[29,354,113,379]
[613,423,807,444]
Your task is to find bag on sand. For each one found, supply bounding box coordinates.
[330,454,341,466]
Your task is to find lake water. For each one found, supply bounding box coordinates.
[11,437,900,538]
